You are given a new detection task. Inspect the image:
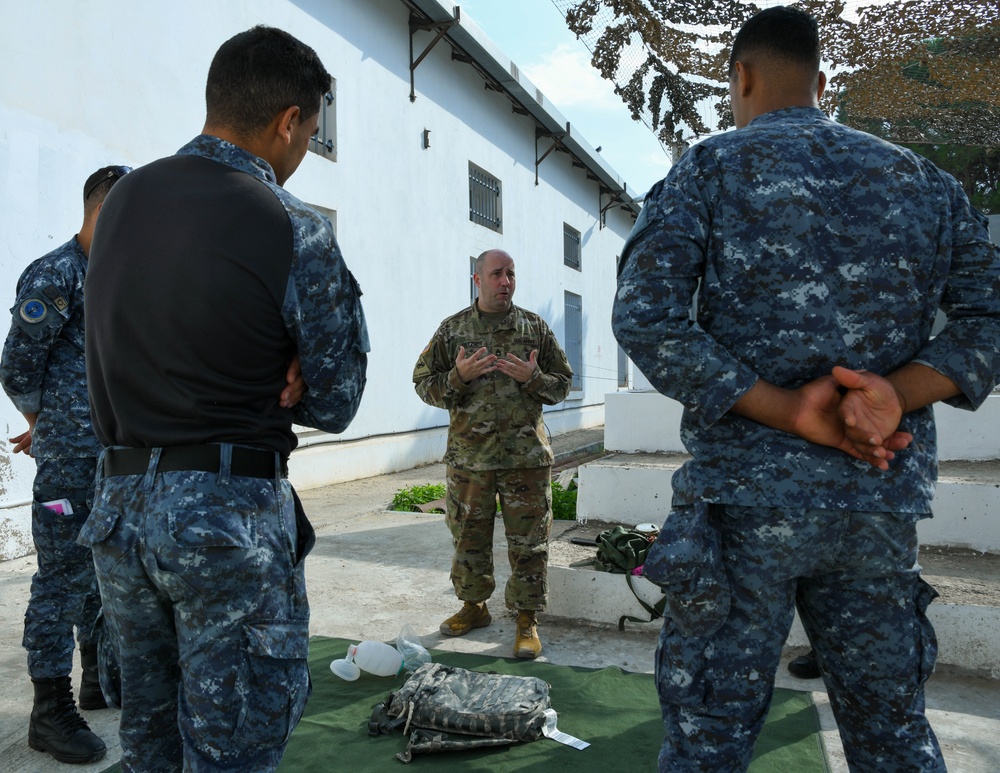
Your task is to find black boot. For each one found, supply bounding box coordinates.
[78,645,108,710]
[28,676,107,764]
[787,649,821,679]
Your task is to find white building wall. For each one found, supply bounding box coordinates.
[0,0,636,558]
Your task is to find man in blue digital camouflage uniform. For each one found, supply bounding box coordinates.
[80,27,368,772]
[613,7,1000,772]
[1,164,130,765]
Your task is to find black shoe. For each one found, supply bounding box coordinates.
[787,649,821,680]
[78,645,108,711]
[28,676,107,764]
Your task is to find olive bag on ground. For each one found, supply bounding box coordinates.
[595,525,656,573]
[369,661,552,763]
[594,525,666,629]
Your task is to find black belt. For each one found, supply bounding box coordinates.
[103,445,285,479]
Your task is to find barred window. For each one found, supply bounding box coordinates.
[308,86,337,161]
[563,223,581,270]
[469,162,502,232]
[564,291,583,392]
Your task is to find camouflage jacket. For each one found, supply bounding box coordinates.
[413,303,573,471]
[175,135,371,441]
[86,135,369,457]
[613,107,1000,513]
[0,237,101,459]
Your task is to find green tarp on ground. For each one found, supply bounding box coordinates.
[103,635,828,772]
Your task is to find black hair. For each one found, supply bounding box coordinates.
[728,6,820,75]
[83,165,131,210]
[205,26,332,136]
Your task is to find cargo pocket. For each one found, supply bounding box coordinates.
[76,500,121,549]
[642,503,730,639]
[655,620,713,710]
[232,621,312,748]
[157,472,262,549]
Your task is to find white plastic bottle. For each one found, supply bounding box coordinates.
[330,641,403,680]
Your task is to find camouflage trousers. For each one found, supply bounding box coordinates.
[445,465,551,611]
[654,504,943,773]
[78,445,314,772]
[25,456,101,679]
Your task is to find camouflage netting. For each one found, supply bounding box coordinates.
[551,0,999,147]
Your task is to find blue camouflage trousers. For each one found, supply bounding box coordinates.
[77,446,314,772]
[25,456,101,679]
[654,505,943,773]
[445,465,551,611]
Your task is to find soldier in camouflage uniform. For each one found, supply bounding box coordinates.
[613,7,1000,772]
[413,249,573,659]
[79,28,368,772]
[1,164,131,765]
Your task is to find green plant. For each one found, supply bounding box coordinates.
[389,483,446,512]
[551,480,578,521]
[390,480,577,519]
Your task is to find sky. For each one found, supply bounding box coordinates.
[456,0,673,199]
[454,1,903,199]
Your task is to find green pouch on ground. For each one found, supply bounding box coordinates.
[369,662,551,763]
[595,525,656,573]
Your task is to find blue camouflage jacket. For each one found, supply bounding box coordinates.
[178,137,372,439]
[180,136,371,441]
[1,237,101,459]
[86,135,370,456]
[613,107,1000,514]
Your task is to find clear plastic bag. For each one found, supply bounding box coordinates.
[396,623,432,673]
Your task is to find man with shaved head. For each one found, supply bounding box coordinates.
[413,249,572,659]
[614,6,1000,771]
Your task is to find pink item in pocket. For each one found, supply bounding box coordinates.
[42,498,74,515]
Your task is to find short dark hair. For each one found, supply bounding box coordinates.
[83,165,131,209]
[205,26,332,136]
[728,6,820,75]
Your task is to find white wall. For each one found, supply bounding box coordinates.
[0,0,635,558]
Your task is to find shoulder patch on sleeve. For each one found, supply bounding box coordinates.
[42,284,68,312]
[18,298,47,324]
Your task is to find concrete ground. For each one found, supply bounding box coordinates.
[1,426,998,772]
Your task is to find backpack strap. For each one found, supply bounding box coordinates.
[397,729,514,764]
[369,696,408,736]
[617,571,667,631]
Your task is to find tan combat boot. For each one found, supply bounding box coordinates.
[514,610,542,659]
[440,601,492,636]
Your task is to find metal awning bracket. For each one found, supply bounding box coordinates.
[534,123,569,186]
[409,8,460,102]
[600,186,624,229]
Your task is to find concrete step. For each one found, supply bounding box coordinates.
[577,453,1000,553]
[547,520,1000,677]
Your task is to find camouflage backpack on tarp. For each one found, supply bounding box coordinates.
[368,662,551,763]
